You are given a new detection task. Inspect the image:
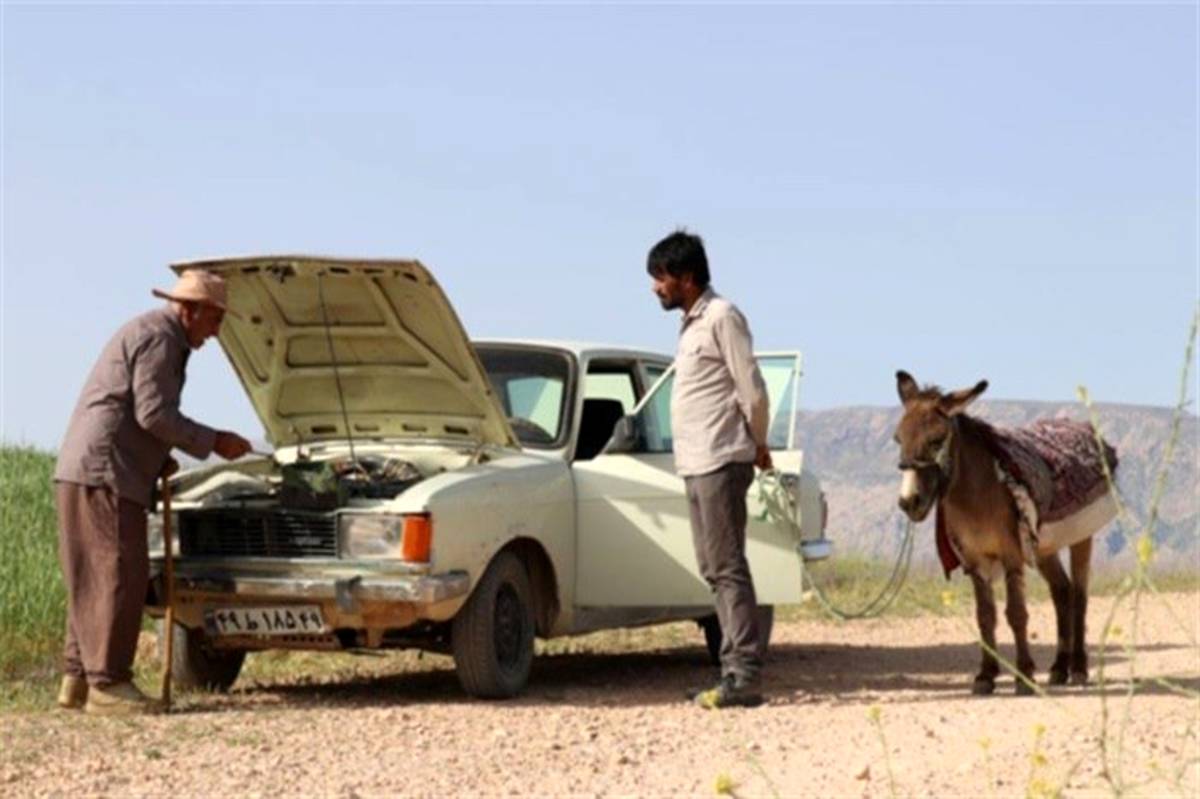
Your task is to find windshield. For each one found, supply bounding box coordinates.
[475,346,573,449]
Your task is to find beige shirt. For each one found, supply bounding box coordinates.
[54,307,217,507]
[670,288,770,477]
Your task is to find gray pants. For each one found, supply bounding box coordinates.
[55,482,148,687]
[685,462,762,683]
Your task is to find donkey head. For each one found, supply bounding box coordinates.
[892,370,988,522]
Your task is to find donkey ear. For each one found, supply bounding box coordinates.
[939,380,989,416]
[896,370,920,405]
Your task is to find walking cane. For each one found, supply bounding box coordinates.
[159,475,175,711]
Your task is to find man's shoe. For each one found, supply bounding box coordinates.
[56,675,88,709]
[694,675,764,709]
[84,681,162,716]
[685,675,721,701]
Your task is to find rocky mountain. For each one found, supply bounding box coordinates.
[793,401,1198,570]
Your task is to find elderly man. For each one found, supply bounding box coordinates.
[53,270,252,715]
[647,230,772,709]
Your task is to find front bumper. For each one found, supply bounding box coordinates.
[149,559,470,610]
[169,570,468,606]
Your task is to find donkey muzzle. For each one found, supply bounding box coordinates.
[897,467,936,521]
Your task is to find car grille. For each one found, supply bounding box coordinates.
[179,509,338,558]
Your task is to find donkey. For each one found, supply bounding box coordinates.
[892,371,1117,695]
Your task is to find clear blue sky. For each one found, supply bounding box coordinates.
[2,4,1196,450]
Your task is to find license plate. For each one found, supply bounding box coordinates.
[206,605,327,636]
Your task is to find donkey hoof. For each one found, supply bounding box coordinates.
[971,678,995,696]
[1048,669,1069,686]
[1015,679,1037,696]
[1070,671,1089,687]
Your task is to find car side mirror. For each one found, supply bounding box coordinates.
[602,414,642,455]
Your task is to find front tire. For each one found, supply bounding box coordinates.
[156,620,245,692]
[451,551,536,699]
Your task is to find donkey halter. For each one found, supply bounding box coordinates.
[898,416,956,496]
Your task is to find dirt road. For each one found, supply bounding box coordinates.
[3,593,1197,797]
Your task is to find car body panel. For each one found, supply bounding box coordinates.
[411,453,577,632]
[573,448,810,607]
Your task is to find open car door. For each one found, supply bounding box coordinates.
[572,353,811,607]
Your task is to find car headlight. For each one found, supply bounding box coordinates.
[146,512,179,557]
[339,514,404,559]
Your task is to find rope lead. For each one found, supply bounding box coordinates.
[754,470,915,621]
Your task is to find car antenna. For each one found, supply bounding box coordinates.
[316,271,365,474]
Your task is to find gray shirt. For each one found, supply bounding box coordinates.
[670,288,770,477]
[54,307,217,507]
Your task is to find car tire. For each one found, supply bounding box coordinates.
[156,619,245,692]
[699,605,775,666]
[451,551,536,699]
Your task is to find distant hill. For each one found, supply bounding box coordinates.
[793,401,1198,570]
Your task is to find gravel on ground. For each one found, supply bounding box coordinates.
[3,592,1197,797]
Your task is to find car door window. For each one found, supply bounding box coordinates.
[642,363,668,394]
[635,370,675,453]
[758,355,801,450]
[628,353,800,454]
[584,372,637,413]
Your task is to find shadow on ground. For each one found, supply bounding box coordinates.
[165,638,1192,714]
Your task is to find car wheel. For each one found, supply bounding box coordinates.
[451,551,536,699]
[156,619,245,692]
[698,605,775,666]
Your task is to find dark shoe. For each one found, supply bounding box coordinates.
[694,675,764,709]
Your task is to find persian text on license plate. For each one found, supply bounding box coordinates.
[206,605,327,636]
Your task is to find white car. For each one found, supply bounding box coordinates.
[148,255,832,698]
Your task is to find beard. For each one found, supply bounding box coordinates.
[657,293,680,310]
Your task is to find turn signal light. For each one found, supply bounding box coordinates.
[402,514,432,562]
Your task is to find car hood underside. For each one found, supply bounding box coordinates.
[170,255,517,450]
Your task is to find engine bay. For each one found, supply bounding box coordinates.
[170,452,441,510]
[279,455,425,510]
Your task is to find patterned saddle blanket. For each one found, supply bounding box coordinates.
[936,417,1119,576]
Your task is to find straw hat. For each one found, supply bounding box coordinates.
[152,270,239,317]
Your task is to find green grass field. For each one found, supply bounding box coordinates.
[786,552,1200,623]
[0,447,65,685]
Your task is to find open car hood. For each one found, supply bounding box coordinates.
[172,255,518,450]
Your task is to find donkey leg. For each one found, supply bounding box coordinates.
[969,573,999,695]
[1004,568,1037,695]
[1036,553,1073,685]
[1068,538,1094,685]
